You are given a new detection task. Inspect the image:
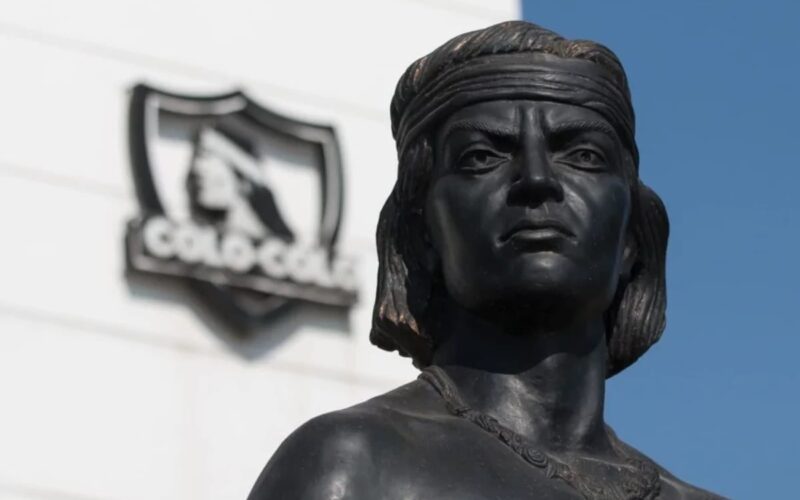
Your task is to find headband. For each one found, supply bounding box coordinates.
[393,52,638,167]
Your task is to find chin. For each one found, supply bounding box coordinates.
[507,251,578,287]
[461,268,615,324]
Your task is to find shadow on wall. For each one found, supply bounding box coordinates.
[125,272,353,361]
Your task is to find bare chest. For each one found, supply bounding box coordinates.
[369,426,689,500]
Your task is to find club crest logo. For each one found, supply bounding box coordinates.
[125,84,357,324]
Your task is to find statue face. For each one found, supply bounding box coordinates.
[426,99,632,324]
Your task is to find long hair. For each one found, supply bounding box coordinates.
[371,21,669,377]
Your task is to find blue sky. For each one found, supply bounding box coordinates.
[521,2,800,497]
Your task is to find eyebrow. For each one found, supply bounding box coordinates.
[547,119,618,141]
[442,117,620,145]
[441,119,520,143]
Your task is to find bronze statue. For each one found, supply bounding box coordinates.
[248,21,724,499]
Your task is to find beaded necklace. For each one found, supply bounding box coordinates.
[419,366,661,500]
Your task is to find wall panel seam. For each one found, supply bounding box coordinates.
[0,302,405,389]
[0,481,112,500]
[407,0,518,19]
[0,20,386,123]
[0,163,378,253]
[0,161,130,200]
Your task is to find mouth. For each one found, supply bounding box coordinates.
[499,219,576,247]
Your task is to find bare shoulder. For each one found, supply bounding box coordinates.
[611,432,727,500]
[247,380,441,500]
[659,467,728,500]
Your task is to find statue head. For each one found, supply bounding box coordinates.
[371,21,669,377]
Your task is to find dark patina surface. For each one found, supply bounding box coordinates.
[249,21,724,499]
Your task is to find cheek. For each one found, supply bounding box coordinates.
[572,175,629,228]
[568,178,631,280]
[426,177,505,293]
[599,182,631,240]
[427,177,504,255]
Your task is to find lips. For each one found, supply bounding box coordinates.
[499,219,576,245]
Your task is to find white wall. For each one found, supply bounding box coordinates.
[0,1,519,499]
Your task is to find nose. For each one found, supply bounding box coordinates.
[507,132,564,206]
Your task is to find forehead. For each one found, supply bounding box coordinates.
[438,99,612,138]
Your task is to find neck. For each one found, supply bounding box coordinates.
[430,305,610,454]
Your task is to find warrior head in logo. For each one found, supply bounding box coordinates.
[186,127,295,242]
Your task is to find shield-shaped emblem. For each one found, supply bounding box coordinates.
[125,83,357,326]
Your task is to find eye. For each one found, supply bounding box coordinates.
[562,147,607,171]
[455,147,506,173]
